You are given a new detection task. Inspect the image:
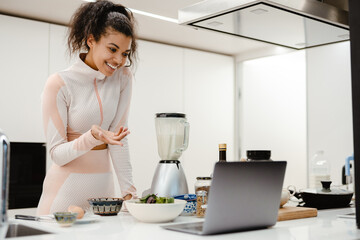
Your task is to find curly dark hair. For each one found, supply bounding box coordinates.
[67,0,137,67]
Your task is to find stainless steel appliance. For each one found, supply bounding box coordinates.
[179,0,349,49]
[0,130,51,238]
[0,129,10,228]
[150,113,190,197]
[8,143,46,209]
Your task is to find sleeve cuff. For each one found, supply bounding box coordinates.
[84,130,103,146]
[122,185,137,199]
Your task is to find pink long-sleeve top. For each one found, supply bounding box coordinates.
[39,54,136,213]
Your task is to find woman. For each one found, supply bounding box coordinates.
[37,0,137,215]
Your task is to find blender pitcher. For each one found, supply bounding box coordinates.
[155,113,189,160]
[150,113,190,197]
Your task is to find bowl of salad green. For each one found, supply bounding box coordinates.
[125,194,186,223]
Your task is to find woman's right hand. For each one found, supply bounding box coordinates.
[91,125,130,146]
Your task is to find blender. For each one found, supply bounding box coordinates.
[150,113,190,197]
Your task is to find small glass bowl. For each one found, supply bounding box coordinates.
[53,212,78,227]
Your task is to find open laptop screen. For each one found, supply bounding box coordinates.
[162,161,287,235]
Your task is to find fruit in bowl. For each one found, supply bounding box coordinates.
[125,195,186,223]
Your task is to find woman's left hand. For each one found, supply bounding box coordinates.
[123,194,132,200]
[91,125,130,146]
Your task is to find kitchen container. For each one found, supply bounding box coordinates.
[309,150,330,189]
[196,190,208,218]
[125,199,186,223]
[88,197,123,216]
[155,113,189,160]
[53,212,77,227]
[174,194,196,216]
[299,181,353,209]
[150,113,189,197]
[246,150,271,161]
[194,177,211,193]
[342,155,355,193]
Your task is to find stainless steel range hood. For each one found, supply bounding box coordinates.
[178,0,349,49]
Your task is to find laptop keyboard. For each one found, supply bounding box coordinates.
[170,221,204,232]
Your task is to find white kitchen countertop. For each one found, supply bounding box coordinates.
[2,206,360,240]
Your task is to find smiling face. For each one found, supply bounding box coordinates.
[85,28,132,76]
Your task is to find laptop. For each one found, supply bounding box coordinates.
[162,161,287,235]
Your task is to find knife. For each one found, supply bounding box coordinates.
[15,214,54,222]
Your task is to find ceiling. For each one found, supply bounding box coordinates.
[0,0,291,57]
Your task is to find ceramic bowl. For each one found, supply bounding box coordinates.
[53,212,77,227]
[174,194,197,216]
[88,197,123,216]
[125,199,186,223]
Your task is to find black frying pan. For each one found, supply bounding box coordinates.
[293,181,353,209]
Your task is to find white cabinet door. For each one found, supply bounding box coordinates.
[0,15,49,142]
[49,24,77,75]
[183,49,235,189]
[240,51,307,189]
[307,42,352,186]
[128,40,184,195]
[128,42,234,195]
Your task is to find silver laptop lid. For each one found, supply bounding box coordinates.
[203,161,287,235]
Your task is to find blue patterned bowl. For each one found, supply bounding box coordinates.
[174,194,197,216]
[88,197,123,216]
[53,212,77,227]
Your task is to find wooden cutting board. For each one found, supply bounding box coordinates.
[277,206,317,221]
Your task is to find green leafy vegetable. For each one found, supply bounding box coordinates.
[138,194,174,204]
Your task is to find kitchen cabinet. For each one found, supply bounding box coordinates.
[0,16,75,143]
[240,51,307,189]
[0,14,49,143]
[183,49,234,185]
[238,41,352,189]
[128,40,185,195]
[128,42,235,195]
[306,42,353,186]
[49,24,76,75]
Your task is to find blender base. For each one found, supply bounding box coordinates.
[150,160,189,197]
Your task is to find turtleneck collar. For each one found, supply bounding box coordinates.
[70,53,106,80]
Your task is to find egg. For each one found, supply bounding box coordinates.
[68,205,85,219]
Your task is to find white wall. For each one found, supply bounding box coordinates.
[239,51,307,189]
[306,42,353,186]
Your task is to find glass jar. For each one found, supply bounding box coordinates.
[309,150,330,189]
[196,190,208,218]
[194,177,212,194]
